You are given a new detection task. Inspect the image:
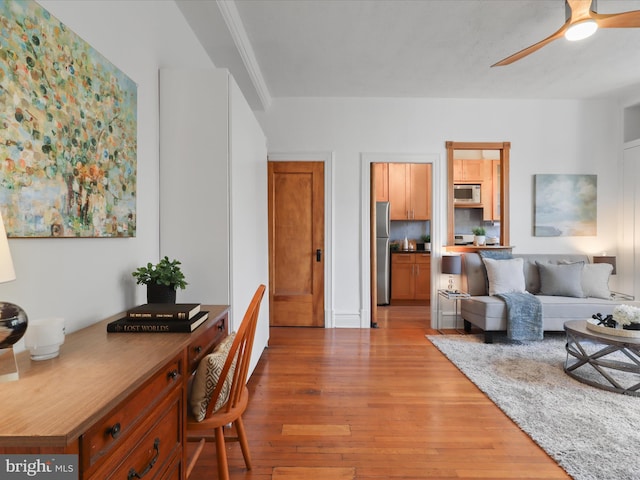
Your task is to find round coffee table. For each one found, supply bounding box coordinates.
[564,319,640,396]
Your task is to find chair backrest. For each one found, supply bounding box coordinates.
[203,284,266,418]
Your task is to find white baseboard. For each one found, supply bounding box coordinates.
[333,311,364,328]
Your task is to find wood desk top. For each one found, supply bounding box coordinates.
[0,305,229,448]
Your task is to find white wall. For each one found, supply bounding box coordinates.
[6,0,214,345]
[256,97,621,325]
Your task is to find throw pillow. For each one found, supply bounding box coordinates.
[189,332,237,422]
[536,261,585,297]
[581,263,613,299]
[478,250,514,294]
[482,257,526,296]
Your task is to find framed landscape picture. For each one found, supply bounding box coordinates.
[533,174,597,237]
[0,0,137,237]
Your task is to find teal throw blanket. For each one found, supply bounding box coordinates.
[495,292,543,341]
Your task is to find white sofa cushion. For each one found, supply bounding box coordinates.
[482,257,526,296]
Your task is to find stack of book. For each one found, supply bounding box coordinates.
[107,303,208,333]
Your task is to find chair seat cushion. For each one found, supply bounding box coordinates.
[189,332,236,422]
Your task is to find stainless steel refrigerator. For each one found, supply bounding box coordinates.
[376,201,390,305]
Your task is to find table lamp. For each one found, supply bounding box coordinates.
[442,255,462,292]
[0,211,27,382]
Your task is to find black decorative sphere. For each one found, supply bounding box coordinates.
[0,302,28,349]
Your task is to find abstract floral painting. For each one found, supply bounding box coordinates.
[534,174,597,236]
[0,0,137,237]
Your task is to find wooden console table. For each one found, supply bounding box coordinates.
[0,305,229,480]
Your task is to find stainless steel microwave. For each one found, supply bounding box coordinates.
[453,184,481,204]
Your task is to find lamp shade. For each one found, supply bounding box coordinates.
[441,255,462,275]
[0,211,15,284]
[593,255,616,275]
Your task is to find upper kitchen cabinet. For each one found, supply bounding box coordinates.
[453,159,484,182]
[374,163,389,202]
[389,163,432,220]
[453,158,496,221]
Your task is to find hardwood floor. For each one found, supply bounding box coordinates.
[187,305,569,479]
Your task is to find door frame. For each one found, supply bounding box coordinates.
[361,153,442,328]
[267,152,334,328]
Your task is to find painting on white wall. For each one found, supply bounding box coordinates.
[0,0,137,237]
[534,174,597,237]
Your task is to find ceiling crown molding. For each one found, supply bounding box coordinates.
[216,0,272,111]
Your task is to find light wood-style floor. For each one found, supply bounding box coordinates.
[188,305,569,479]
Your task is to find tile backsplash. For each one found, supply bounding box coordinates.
[390,220,430,243]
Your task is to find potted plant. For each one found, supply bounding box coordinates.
[420,234,431,251]
[472,226,486,246]
[132,256,188,303]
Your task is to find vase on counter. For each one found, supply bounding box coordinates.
[474,235,486,246]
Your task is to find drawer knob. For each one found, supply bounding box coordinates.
[167,370,178,381]
[128,437,160,480]
[108,422,121,439]
[194,345,203,354]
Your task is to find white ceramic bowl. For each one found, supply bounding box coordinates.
[24,317,65,361]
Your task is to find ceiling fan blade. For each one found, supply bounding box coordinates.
[491,26,568,67]
[566,0,594,22]
[594,10,640,28]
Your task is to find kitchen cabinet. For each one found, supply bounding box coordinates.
[491,160,501,221]
[391,253,431,302]
[374,163,389,202]
[389,163,432,220]
[453,159,484,182]
[453,159,495,221]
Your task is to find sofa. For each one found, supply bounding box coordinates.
[460,252,621,343]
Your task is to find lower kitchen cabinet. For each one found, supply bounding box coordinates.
[391,253,431,302]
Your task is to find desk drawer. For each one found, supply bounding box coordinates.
[82,356,182,472]
[187,315,226,372]
[88,390,182,480]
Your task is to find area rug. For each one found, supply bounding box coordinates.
[427,333,640,480]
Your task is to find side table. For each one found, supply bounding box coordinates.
[437,289,470,332]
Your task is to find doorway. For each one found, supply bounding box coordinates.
[370,159,436,328]
[360,153,446,328]
[268,160,325,327]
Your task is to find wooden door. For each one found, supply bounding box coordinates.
[268,161,325,327]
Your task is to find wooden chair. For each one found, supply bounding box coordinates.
[185,284,266,480]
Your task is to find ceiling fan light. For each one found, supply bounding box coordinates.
[565,20,598,41]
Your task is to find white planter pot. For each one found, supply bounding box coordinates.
[474,235,486,246]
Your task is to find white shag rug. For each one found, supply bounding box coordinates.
[427,333,640,480]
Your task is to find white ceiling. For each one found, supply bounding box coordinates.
[178,0,640,110]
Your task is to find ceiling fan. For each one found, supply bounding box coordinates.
[492,0,640,66]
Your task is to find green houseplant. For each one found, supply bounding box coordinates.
[420,234,431,251]
[472,226,486,246]
[132,256,188,303]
